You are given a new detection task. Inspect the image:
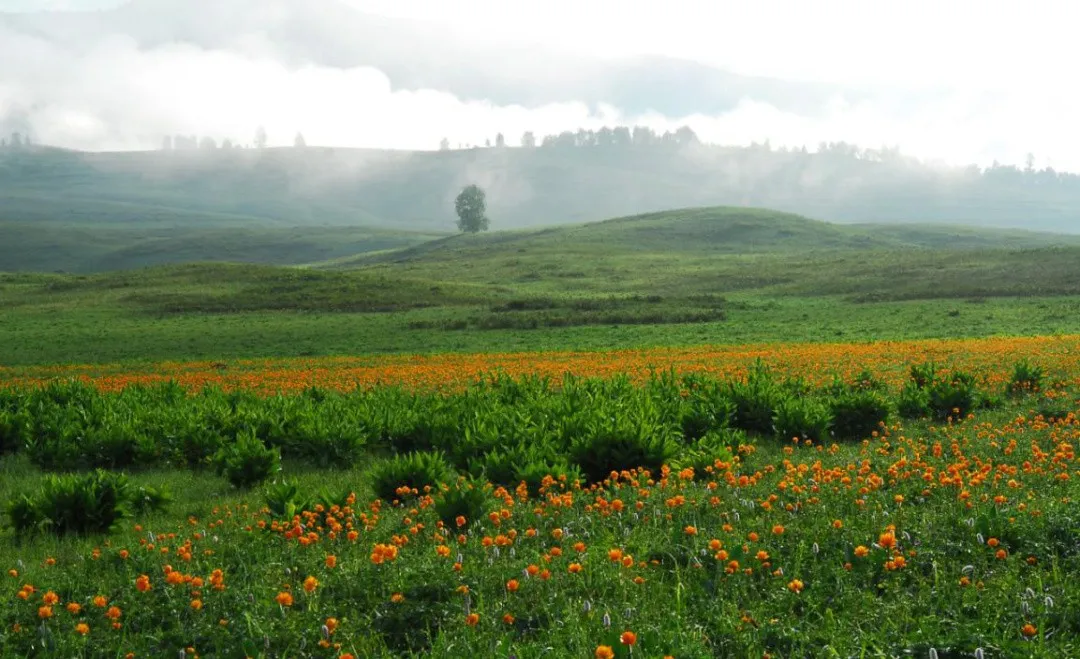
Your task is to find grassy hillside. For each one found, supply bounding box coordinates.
[2,207,1079,365]
[0,218,443,273]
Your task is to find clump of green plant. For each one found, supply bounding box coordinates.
[898,364,981,420]
[5,470,139,536]
[369,450,455,502]
[130,484,173,515]
[1007,359,1044,396]
[927,370,979,420]
[567,407,679,483]
[669,428,741,479]
[727,362,784,435]
[432,477,492,529]
[213,430,281,489]
[829,389,891,440]
[264,478,313,519]
[679,384,736,441]
[772,396,831,442]
[0,409,25,455]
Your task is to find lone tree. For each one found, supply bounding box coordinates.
[454,184,489,233]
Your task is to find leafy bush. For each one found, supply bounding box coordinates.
[0,409,24,455]
[909,362,938,389]
[772,396,832,442]
[897,382,931,419]
[679,386,736,441]
[369,451,454,502]
[829,390,891,440]
[5,470,134,536]
[1008,359,1044,396]
[432,477,491,529]
[568,413,679,483]
[264,478,313,519]
[669,428,741,479]
[727,363,783,435]
[927,371,978,420]
[213,430,281,489]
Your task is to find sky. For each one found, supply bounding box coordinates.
[1,0,1077,170]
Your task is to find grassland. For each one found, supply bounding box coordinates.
[2,207,1079,366]
[2,203,1080,656]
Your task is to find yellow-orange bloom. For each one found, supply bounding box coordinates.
[75,622,90,635]
[465,613,479,626]
[303,576,319,593]
[596,645,615,659]
[620,631,638,646]
[325,555,337,569]
[275,592,294,607]
[787,579,805,594]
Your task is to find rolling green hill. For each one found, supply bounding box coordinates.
[2,206,1079,365]
[4,141,1080,250]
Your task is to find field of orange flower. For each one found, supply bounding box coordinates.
[1,341,1079,657]
[3,335,1080,395]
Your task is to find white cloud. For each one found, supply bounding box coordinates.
[1,0,1079,170]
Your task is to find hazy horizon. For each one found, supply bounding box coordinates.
[1,0,1078,172]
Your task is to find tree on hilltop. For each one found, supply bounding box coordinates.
[455,184,489,233]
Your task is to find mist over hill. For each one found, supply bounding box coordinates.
[2,136,1079,240]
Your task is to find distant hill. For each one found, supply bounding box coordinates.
[2,142,1079,254]
[347,206,1080,267]
[346,206,1080,302]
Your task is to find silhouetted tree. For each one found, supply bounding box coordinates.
[439,137,450,151]
[161,136,172,150]
[521,131,536,148]
[294,132,307,148]
[199,136,217,149]
[455,184,489,233]
[10,132,22,148]
[495,133,505,148]
[254,126,268,149]
[222,139,234,150]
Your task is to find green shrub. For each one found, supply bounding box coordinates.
[909,362,938,389]
[829,390,891,440]
[727,364,783,435]
[669,429,741,479]
[898,381,931,419]
[569,416,679,483]
[5,470,133,536]
[213,430,281,489]
[432,477,492,529]
[130,485,173,515]
[927,371,978,420]
[679,387,736,441]
[1008,359,1044,396]
[0,409,25,454]
[264,478,313,519]
[772,396,832,442]
[369,451,455,502]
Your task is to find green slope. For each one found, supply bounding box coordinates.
[0,221,445,273]
[3,205,1080,365]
